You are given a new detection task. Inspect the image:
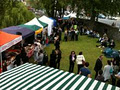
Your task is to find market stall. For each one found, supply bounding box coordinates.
[37,19,48,28]
[18,25,43,35]
[49,17,57,27]
[0,31,22,54]
[25,17,43,28]
[2,26,35,39]
[2,26,36,59]
[0,63,119,90]
[0,31,22,73]
[39,15,54,36]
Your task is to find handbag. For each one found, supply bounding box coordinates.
[82,60,85,66]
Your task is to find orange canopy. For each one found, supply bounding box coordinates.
[0,31,22,52]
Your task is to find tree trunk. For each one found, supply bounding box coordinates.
[50,0,55,17]
[96,14,99,22]
[90,9,96,22]
[63,7,65,17]
[90,3,96,29]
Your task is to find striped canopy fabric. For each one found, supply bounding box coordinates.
[0,63,119,90]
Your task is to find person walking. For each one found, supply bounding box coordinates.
[69,51,76,72]
[76,52,85,74]
[55,49,62,69]
[94,55,104,78]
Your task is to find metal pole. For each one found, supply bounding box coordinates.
[0,52,2,73]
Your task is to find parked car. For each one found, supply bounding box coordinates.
[98,14,106,19]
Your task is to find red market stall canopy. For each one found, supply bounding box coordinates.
[0,31,22,53]
[2,26,35,39]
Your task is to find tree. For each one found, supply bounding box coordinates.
[26,0,120,22]
[0,1,35,28]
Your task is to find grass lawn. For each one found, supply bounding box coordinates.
[44,35,120,78]
[30,34,120,79]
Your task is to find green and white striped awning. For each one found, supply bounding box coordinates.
[0,63,119,90]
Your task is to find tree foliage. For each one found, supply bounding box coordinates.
[0,1,35,29]
[27,0,120,21]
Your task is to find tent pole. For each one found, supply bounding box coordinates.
[0,52,2,73]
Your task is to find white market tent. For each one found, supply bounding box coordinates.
[39,15,54,36]
[25,17,43,28]
[69,13,77,18]
[0,63,119,90]
[63,14,71,17]
[63,13,77,19]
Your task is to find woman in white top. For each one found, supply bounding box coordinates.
[76,52,85,74]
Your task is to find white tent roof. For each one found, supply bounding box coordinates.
[63,13,77,18]
[39,16,53,24]
[25,17,43,28]
[69,13,77,18]
[63,14,70,17]
[39,15,54,36]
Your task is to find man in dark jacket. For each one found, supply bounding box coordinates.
[54,36,60,50]
[94,55,104,78]
[55,49,62,69]
[50,50,56,68]
[69,51,76,72]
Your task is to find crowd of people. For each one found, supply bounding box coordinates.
[68,51,120,87]
[51,19,120,87]
[68,50,120,87]
[94,55,120,87]
[1,30,48,72]
[96,33,116,49]
[69,51,91,77]
[1,18,120,87]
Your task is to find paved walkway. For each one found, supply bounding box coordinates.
[98,18,120,29]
